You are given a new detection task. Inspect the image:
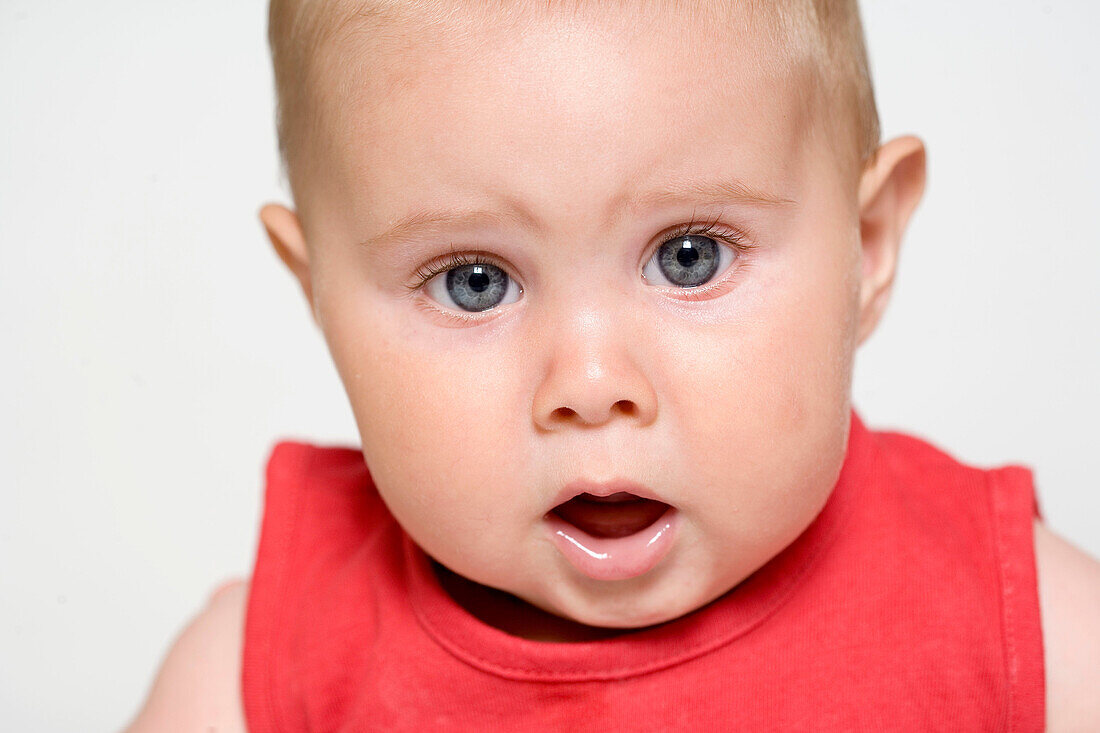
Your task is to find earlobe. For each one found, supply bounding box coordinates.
[258,203,315,316]
[855,135,927,346]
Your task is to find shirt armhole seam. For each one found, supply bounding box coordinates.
[987,465,1045,733]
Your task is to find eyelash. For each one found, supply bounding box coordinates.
[402,214,756,312]
[406,248,510,292]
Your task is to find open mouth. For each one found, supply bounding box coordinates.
[544,486,680,581]
[550,491,672,539]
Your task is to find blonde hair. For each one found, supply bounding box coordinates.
[267,0,880,198]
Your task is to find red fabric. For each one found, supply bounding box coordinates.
[241,410,1045,731]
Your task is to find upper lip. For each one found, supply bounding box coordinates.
[550,479,667,510]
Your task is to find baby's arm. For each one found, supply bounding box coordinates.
[121,579,248,733]
[1035,520,1100,731]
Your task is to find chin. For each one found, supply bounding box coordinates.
[544,582,702,631]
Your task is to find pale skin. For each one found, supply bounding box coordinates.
[125,3,1100,730]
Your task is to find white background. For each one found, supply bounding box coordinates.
[2,1,1097,729]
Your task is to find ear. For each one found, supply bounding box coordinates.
[258,203,316,319]
[855,135,927,346]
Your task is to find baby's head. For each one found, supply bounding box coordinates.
[259,0,926,637]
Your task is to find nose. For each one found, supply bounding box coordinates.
[531,307,658,431]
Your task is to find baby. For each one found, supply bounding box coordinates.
[126,0,1100,730]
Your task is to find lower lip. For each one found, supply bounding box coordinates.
[544,507,679,581]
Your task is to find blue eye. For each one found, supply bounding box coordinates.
[413,222,749,316]
[425,261,522,312]
[643,234,734,288]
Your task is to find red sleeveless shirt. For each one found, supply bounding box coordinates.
[241,410,1045,731]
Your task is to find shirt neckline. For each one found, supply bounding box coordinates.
[404,409,876,682]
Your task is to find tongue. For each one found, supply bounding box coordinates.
[553,495,669,539]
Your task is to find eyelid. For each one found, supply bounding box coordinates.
[403,247,516,293]
[642,214,757,267]
[412,296,506,326]
[660,258,754,302]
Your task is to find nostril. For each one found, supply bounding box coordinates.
[549,402,637,424]
[552,407,578,421]
[613,400,636,416]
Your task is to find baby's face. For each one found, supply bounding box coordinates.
[293,3,866,631]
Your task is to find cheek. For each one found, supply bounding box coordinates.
[321,301,528,544]
[661,235,858,518]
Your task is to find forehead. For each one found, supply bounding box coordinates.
[308,1,820,232]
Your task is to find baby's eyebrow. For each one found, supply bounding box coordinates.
[360,177,795,249]
[360,208,528,250]
[631,177,796,211]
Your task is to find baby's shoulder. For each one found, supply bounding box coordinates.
[122,578,249,733]
[1034,520,1100,731]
